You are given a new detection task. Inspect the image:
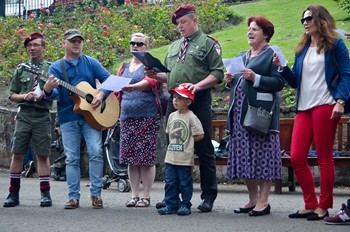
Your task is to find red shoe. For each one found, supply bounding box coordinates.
[324,204,350,225]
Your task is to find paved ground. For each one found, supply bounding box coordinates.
[0,169,349,232]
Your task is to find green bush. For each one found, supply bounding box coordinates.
[0,0,237,85]
[339,0,350,15]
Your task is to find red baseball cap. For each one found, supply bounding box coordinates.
[171,4,196,25]
[168,84,195,102]
[24,32,45,48]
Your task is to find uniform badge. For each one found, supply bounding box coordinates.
[214,44,221,55]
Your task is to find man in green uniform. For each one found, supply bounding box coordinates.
[3,32,53,208]
[146,4,224,213]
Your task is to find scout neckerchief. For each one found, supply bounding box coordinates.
[177,37,189,63]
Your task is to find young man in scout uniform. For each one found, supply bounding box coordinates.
[146,4,224,212]
[4,32,53,207]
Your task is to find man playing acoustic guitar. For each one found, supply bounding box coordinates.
[44,29,114,209]
[3,32,53,208]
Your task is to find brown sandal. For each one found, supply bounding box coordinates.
[125,197,140,207]
[135,198,150,207]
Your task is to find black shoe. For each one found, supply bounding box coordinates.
[50,166,60,181]
[40,190,52,207]
[3,192,19,207]
[23,161,35,178]
[155,200,166,209]
[288,210,313,219]
[197,199,213,212]
[234,205,255,214]
[249,204,271,216]
[307,211,329,221]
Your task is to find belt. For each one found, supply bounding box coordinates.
[19,106,49,113]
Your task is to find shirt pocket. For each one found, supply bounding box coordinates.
[19,76,32,93]
[166,50,179,69]
[188,47,209,67]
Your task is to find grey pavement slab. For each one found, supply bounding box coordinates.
[0,169,349,232]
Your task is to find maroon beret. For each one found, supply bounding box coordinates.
[171,4,196,25]
[24,32,45,48]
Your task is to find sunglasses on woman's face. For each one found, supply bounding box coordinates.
[129,41,145,47]
[301,16,313,25]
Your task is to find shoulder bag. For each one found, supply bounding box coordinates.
[242,92,277,136]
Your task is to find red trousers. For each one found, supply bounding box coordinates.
[291,104,339,210]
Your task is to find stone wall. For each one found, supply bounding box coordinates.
[0,106,167,180]
[0,107,62,168]
[0,107,16,167]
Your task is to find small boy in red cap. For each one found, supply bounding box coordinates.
[158,84,204,216]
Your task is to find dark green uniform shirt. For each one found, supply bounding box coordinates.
[164,30,224,89]
[9,58,52,111]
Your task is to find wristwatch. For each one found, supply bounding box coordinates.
[337,99,345,107]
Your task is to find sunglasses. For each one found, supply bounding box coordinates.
[129,41,145,47]
[301,16,313,24]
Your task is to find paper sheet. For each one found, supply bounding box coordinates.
[98,75,132,92]
[223,56,245,74]
[270,45,287,67]
[33,85,42,96]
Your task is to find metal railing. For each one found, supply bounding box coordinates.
[0,0,85,18]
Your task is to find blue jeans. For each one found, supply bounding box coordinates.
[164,163,193,210]
[60,120,103,200]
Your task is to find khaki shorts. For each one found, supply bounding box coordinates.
[12,108,52,156]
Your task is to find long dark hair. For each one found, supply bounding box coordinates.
[296,4,336,54]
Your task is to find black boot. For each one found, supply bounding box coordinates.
[3,192,19,207]
[40,190,52,207]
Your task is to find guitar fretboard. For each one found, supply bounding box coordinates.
[57,79,87,98]
[30,67,87,99]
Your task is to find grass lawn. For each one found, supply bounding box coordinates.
[148,0,350,65]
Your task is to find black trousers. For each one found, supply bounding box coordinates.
[166,89,218,202]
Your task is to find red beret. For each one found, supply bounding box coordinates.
[24,32,45,48]
[171,4,196,25]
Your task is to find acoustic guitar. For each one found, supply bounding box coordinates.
[22,64,119,131]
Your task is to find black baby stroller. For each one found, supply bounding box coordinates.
[102,120,131,192]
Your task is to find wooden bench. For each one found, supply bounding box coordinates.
[195,118,350,194]
[275,117,350,194]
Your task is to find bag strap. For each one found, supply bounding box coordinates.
[60,59,69,83]
[244,81,277,114]
[151,82,163,114]
[60,59,71,95]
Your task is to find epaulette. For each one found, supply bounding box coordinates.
[207,35,221,55]
[17,63,25,68]
[207,35,220,45]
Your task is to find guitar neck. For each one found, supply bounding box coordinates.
[37,70,86,98]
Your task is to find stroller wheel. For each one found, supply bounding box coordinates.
[118,179,130,192]
[125,179,131,192]
[102,175,110,189]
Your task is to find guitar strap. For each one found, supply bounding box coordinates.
[60,59,71,95]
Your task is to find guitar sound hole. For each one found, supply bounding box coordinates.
[86,94,93,104]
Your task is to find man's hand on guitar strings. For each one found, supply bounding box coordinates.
[91,91,106,109]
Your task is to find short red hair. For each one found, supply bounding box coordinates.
[248,16,274,42]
